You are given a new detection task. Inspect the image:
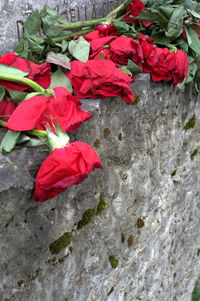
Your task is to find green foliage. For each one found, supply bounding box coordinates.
[68,36,90,62]
[49,68,73,93]
[49,232,72,255]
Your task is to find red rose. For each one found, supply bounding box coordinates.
[33,141,103,202]
[138,33,154,59]
[123,0,152,27]
[66,60,134,103]
[90,36,143,68]
[0,52,51,91]
[164,50,189,87]
[143,47,172,82]
[0,98,16,122]
[95,24,118,37]
[6,87,93,132]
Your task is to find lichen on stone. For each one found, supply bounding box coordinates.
[49,232,72,255]
[103,128,110,138]
[191,149,198,160]
[126,94,141,105]
[184,115,196,131]
[96,193,106,215]
[108,255,119,269]
[17,280,24,288]
[69,246,73,253]
[136,218,145,228]
[77,208,96,230]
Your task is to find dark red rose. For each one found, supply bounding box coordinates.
[0,98,16,122]
[123,0,152,27]
[66,60,134,103]
[95,24,119,37]
[138,33,154,59]
[6,87,93,132]
[0,52,51,91]
[90,36,143,68]
[33,141,103,202]
[143,46,172,82]
[164,50,188,87]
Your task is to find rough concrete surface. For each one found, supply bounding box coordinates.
[0,74,200,301]
[0,0,122,55]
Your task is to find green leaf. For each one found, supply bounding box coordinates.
[165,6,184,39]
[49,68,73,93]
[135,8,168,28]
[126,60,141,73]
[118,68,133,77]
[23,10,41,35]
[0,86,5,101]
[177,61,198,89]
[46,51,71,69]
[159,6,174,19]
[0,130,21,153]
[152,32,173,45]
[16,134,45,148]
[24,92,43,101]
[113,21,130,33]
[184,0,197,10]
[185,26,200,56]
[68,36,90,62]
[0,64,29,77]
[6,89,27,104]
[187,9,200,19]
[41,5,69,38]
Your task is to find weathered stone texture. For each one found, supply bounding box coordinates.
[0,74,200,301]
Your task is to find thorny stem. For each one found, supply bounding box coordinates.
[59,0,132,30]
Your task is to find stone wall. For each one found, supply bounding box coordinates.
[0,74,200,301]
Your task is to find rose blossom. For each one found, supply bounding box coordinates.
[89,35,143,68]
[0,52,51,91]
[33,141,102,202]
[123,0,152,27]
[6,87,93,132]
[66,60,134,103]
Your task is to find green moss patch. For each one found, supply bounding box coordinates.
[191,149,198,160]
[31,268,42,281]
[127,234,134,247]
[171,169,177,177]
[136,218,145,228]
[184,115,196,131]
[107,287,114,296]
[121,233,125,244]
[49,232,72,255]
[96,193,106,215]
[58,254,69,263]
[103,128,110,138]
[77,208,96,230]
[108,255,119,269]
[93,138,101,148]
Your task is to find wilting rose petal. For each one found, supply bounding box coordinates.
[66,60,134,103]
[6,87,93,132]
[0,52,51,91]
[0,98,16,122]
